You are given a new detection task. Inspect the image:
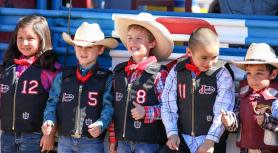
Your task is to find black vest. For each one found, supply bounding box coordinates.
[176,58,225,136]
[0,63,49,132]
[56,66,111,139]
[113,62,166,144]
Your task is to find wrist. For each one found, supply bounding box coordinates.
[205,139,215,146]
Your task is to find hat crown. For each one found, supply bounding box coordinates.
[245,43,276,61]
[74,22,104,42]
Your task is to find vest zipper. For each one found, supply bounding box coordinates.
[73,85,83,138]
[123,83,132,138]
[191,78,196,137]
[12,78,19,131]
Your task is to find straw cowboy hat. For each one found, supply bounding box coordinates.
[62,22,118,48]
[232,43,278,70]
[114,12,174,60]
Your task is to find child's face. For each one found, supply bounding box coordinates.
[126,28,155,61]
[246,64,277,91]
[17,25,40,58]
[74,45,104,68]
[187,45,219,72]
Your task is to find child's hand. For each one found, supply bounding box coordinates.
[41,120,54,135]
[166,134,180,151]
[196,139,214,153]
[40,134,55,152]
[131,102,145,120]
[221,109,232,127]
[88,123,101,138]
[109,142,117,153]
[256,114,265,126]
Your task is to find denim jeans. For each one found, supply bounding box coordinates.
[1,131,42,153]
[57,136,104,153]
[117,140,161,153]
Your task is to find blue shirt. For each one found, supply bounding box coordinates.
[43,64,113,132]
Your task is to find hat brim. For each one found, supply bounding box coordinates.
[232,60,278,70]
[62,32,118,48]
[115,16,174,60]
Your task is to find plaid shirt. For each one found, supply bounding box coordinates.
[161,64,235,152]
[109,59,168,143]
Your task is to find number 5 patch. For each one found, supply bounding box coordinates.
[88,92,98,106]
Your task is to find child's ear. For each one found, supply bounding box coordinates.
[149,40,156,49]
[98,46,105,55]
[270,69,278,80]
[186,48,193,57]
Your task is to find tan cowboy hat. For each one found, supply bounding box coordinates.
[62,22,118,48]
[232,43,278,70]
[114,12,174,60]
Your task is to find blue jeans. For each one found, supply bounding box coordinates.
[1,131,42,153]
[58,136,104,153]
[117,140,161,153]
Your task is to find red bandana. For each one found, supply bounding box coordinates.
[249,90,263,101]
[185,59,201,76]
[76,68,93,84]
[14,56,37,66]
[124,56,157,77]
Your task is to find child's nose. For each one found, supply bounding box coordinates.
[23,39,28,45]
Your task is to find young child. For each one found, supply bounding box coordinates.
[161,28,235,153]
[109,13,174,153]
[221,43,278,152]
[0,15,60,153]
[41,22,118,153]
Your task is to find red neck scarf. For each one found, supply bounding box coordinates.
[76,68,93,84]
[249,89,263,101]
[185,58,201,76]
[124,56,157,77]
[14,56,37,66]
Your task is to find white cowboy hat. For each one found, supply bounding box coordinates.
[232,43,278,70]
[62,22,118,48]
[114,12,174,60]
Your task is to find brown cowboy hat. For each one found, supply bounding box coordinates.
[232,43,278,70]
[62,22,118,48]
[114,12,174,60]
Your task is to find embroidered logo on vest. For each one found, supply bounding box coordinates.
[85,118,92,126]
[199,85,215,95]
[206,115,213,122]
[22,112,30,120]
[62,93,74,102]
[0,84,9,93]
[134,120,142,129]
[115,92,123,101]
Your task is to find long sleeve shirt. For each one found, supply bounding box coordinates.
[161,64,235,153]
[43,64,113,132]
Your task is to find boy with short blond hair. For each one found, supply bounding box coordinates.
[161,27,235,153]
[41,22,118,153]
[109,13,174,153]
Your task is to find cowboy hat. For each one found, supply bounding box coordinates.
[232,43,278,70]
[62,22,118,48]
[114,12,174,60]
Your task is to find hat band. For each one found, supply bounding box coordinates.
[246,59,266,62]
[74,39,97,43]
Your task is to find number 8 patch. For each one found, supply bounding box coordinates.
[136,89,146,104]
